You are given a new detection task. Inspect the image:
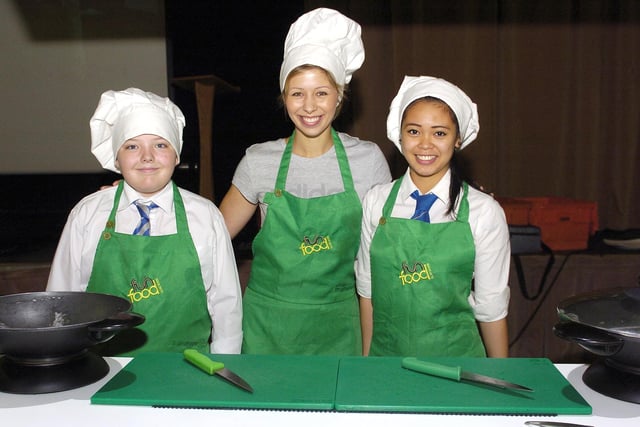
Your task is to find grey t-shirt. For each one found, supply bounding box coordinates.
[232,132,392,223]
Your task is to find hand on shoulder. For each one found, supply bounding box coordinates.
[100,179,121,191]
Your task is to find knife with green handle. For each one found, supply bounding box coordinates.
[183,349,254,393]
[525,421,594,427]
[401,357,533,392]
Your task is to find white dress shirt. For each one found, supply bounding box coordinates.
[47,181,243,354]
[356,169,511,322]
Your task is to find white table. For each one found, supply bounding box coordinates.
[1,359,639,426]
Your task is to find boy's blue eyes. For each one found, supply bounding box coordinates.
[123,144,169,149]
[290,92,328,97]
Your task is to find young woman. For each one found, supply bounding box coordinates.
[357,76,510,358]
[220,8,391,355]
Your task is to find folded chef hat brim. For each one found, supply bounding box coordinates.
[279,45,345,89]
[90,88,185,173]
[386,76,479,151]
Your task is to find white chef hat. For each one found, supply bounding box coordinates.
[90,88,186,173]
[386,76,480,151]
[279,8,365,91]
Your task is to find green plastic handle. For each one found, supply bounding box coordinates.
[183,349,225,375]
[401,357,462,381]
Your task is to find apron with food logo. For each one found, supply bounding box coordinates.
[369,177,485,357]
[242,129,362,355]
[86,181,211,356]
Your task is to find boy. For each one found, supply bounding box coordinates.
[47,88,242,355]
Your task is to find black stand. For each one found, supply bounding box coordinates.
[0,351,109,394]
[583,361,640,404]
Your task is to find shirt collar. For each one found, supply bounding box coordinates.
[400,168,452,205]
[120,181,174,213]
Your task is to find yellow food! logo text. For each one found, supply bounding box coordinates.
[127,276,163,302]
[299,235,332,256]
[398,262,433,286]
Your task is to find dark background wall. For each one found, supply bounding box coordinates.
[166,1,304,199]
[164,1,366,200]
[0,2,307,261]
[1,1,638,263]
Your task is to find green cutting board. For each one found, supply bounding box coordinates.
[91,352,339,410]
[334,357,592,415]
[92,354,591,415]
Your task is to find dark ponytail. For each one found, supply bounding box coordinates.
[448,152,464,217]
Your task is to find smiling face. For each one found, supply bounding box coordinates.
[283,66,341,142]
[400,98,461,193]
[114,134,179,197]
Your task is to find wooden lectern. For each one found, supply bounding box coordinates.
[171,74,240,201]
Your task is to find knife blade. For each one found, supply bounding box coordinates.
[183,349,254,393]
[401,357,533,392]
[525,421,594,427]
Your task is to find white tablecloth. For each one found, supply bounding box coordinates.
[1,358,639,426]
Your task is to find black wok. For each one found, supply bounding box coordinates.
[0,291,144,362]
[553,286,640,403]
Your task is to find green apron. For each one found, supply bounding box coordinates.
[86,181,212,356]
[369,177,486,357]
[242,129,362,355]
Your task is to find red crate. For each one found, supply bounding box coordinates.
[497,197,598,251]
[495,198,531,225]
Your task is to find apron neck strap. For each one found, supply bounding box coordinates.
[171,182,190,234]
[106,181,126,229]
[381,177,471,222]
[382,177,403,218]
[456,182,470,222]
[332,128,356,193]
[274,128,355,193]
[106,181,189,233]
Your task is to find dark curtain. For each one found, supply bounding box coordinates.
[307,0,640,230]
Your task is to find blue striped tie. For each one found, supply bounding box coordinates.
[133,201,158,236]
[410,190,438,223]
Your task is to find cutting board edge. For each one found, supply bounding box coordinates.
[92,397,336,411]
[333,403,593,415]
